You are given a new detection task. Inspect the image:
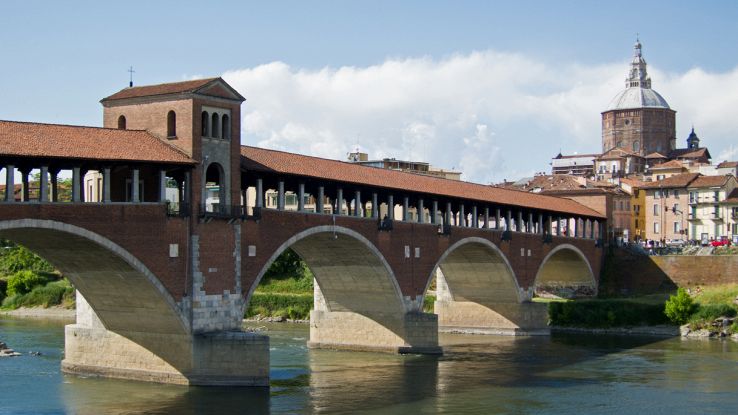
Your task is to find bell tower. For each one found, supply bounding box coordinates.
[100,78,245,213]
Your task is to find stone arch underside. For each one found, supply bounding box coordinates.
[0,220,191,370]
[431,238,548,335]
[434,239,520,306]
[249,226,405,317]
[534,245,596,298]
[249,226,439,352]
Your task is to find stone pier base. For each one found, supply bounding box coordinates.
[62,325,270,386]
[435,300,550,335]
[308,310,442,354]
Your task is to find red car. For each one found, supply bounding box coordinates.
[710,239,731,247]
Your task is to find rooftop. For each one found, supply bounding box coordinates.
[689,174,735,188]
[0,120,195,165]
[101,77,244,102]
[717,161,738,169]
[241,146,604,218]
[638,173,700,189]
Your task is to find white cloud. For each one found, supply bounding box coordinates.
[223,51,738,183]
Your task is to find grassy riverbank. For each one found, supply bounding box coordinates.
[545,284,738,334]
[0,241,75,310]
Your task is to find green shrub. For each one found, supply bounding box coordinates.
[549,299,670,328]
[691,303,737,321]
[1,293,23,309]
[245,293,313,320]
[1,279,74,309]
[6,270,54,296]
[664,288,697,325]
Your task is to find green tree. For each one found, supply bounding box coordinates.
[0,241,54,275]
[664,288,697,324]
[6,270,50,296]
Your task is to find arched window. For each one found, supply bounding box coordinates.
[204,162,225,213]
[117,115,126,130]
[211,113,220,138]
[632,140,640,152]
[201,111,209,137]
[221,114,230,140]
[167,111,176,138]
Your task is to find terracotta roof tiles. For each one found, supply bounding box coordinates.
[638,173,700,189]
[688,175,734,188]
[241,146,604,218]
[718,161,738,168]
[101,78,219,101]
[0,120,195,165]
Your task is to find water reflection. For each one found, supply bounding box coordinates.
[4,319,738,414]
[62,377,269,415]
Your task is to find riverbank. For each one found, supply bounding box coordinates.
[552,325,679,337]
[0,306,75,321]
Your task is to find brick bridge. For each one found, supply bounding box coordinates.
[0,78,605,386]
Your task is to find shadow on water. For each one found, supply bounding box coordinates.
[6,319,738,414]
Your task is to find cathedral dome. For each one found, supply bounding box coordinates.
[606,87,670,111]
[604,39,671,111]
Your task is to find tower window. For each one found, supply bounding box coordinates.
[201,111,209,137]
[117,115,126,130]
[167,111,176,138]
[222,114,230,140]
[211,113,220,139]
[632,141,640,152]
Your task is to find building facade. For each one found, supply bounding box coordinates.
[687,175,738,242]
[640,173,697,243]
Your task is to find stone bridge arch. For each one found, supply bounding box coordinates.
[247,225,438,353]
[534,243,597,298]
[427,237,548,335]
[0,219,198,382]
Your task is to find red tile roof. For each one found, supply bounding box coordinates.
[651,160,686,170]
[669,147,710,160]
[101,78,220,101]
[645,152,667,159]
[0,120,195,164]
[717,161,738,168]
[689,175,735,188]
[241,146,604,218]
[638,173,700,189]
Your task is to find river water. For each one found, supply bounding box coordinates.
[1,317,737,414]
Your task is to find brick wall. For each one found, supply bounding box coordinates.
[601,248,738,295]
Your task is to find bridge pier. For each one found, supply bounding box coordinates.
[433,269,549,335]
[434,300,549,336]
[307,281,441,354]
[62,293,270,386]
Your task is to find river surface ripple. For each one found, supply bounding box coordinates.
[1,317,737,414]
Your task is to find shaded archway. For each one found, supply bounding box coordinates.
[246,225,405,317]
[534,244,596,298]
[204,162,225,213]
[426,237,521,306]
[0,219,190,369]
[426,237,547,335]
[246,225,437,353]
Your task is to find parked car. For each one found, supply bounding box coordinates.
[710,239,730,247]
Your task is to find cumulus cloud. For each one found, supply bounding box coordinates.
[223,51,738,183]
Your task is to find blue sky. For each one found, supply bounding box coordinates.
[2,1,738,182]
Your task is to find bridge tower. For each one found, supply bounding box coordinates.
[51,79,269,385]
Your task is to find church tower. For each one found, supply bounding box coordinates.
[602,40,676,156]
